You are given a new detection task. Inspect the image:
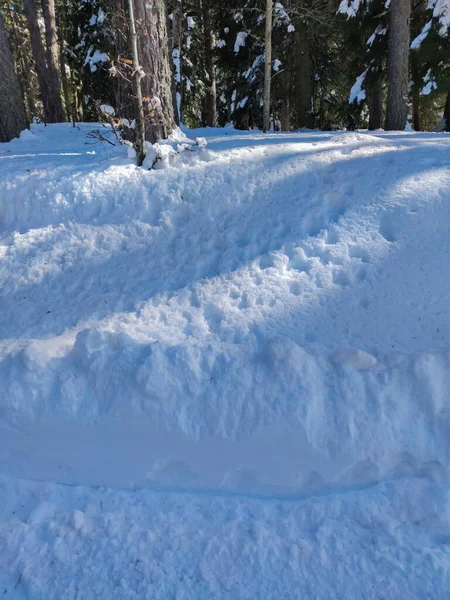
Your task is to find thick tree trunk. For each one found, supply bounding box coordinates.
[8,3,35,121]
[294,20,313,129]
[127,0,146,165]
[0,13,28,141]
[385,0,411,130]
[202,2,216,127]
[171,0,182,124]
[42,0,65,121]
[133,0,176,141]
[23,0,65,122]
[262,0,272,132]
[368,74,383,130]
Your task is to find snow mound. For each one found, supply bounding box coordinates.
[0,126,449,482]
[1,123,450,598]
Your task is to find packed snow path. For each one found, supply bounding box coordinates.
[0,124,449,598]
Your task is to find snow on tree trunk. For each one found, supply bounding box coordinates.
[127,0,146,165]
[133,0,176,142]
[385,0,410,130]
[171,0,182,125]
[0,13,27,142]
[368,74,383,130]
[23,0,65,123]
[202,1,216,127]
[263,0,273,133]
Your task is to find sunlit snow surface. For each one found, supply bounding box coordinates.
[0,123,449,598]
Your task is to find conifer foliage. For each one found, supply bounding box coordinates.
[1,0,450,152]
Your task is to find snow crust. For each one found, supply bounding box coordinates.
[1,123,450,597]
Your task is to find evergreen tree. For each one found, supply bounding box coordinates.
[23,0,65,122]
[0,10,27,141]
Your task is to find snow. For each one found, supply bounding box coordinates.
[432,0,450,34]
[349,69,367,103]
[337,0,365,18]
[234,31,248,53]
[186,16,195,29]
[84,48,109,72]
[422,69,438,95]
[273,58,282,71]
[366,25,387,47]
[1,124,450,598]
[100,104,115,116]
[411,20,432,49]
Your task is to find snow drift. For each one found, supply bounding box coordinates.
[0,124,449,598]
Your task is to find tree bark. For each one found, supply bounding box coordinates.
[0,13,28,141]
[42,0,65,121]
[133,0,176,141]
[385,0,411,130]
[8,3,35,121]
[127,0,146,165]
[294,19,313,129]
[202,1,216,127]
[263,0,272,133]
[368,74,383,130]
[171,0,182,124]
[23,0,65,122]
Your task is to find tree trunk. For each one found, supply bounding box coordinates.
[294,19,313,129]
[23,0,65,122]
[443,91,450,132]
[171,0,182,124]
[127,0,146,165]
[262,0,272,133]
[0,13,28,141]
[8,3,35,121]
[202,1,216,127]
[280,68,290,131]
[42,0,65,120]
[133,0,176,142]
[385,0,411,130]
[410,51,421,131]
[368,74,383,130]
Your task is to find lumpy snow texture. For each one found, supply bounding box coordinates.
[1,123,450,598]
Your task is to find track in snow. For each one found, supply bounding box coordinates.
[1,124,450,599]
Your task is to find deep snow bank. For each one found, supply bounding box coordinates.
[0,124,450,496]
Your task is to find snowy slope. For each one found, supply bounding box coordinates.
[1,123,450,598]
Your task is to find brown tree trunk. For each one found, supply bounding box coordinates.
[23,0,65,122]
[294,19,313,129]
[385,0,411,130]
[202,1,216,127]
[368,74,383,130]
[42,0,65,121]
[127,0,146,164]
[262,0,272,132]
[8,3,35,121]
[133,0,176,142]
[0,13,28,141]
